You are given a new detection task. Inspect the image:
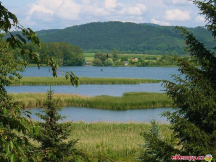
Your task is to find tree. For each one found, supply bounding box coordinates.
[0,2,79,161]
[94,52,107,62]
[112,49,119,62]
[93,58,103,66]
[139,0,216,161]
[34,88,88,162]
[104,59,113,66]
[0,3,41,161]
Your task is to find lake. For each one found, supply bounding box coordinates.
[14,66,179,123]
[7,66,180,96]
[6,83,164,96]
[22,107,173,123]
[21,66,179,81]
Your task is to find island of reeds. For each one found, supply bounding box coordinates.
[10,92,172,109]
[10,77,160,85]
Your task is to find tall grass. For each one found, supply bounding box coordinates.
[10,77,160,85]
[30,122,171,161]
[10,92,172,109]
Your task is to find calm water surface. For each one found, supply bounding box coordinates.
[16,67,177,123]
[8,66,180,96]
[21,66,179,81]
[23,107,173,123]
[6,83,164,96]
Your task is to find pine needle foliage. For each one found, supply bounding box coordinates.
[139,0,216,161]
[137,120,177,162]
[34,88,88,162]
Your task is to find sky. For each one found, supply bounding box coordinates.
[1,0,206,31]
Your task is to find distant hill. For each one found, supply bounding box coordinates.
[36,21,214,54]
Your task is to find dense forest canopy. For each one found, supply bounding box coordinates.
[13,42,84,66]
[36,21,214,54]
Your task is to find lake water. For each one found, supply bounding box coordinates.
[7,66,180,96]
[21,66,179,81]
[6,83,164,96]
[13,66,179,123]
[22,107,173,123]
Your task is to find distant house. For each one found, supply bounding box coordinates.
[86,61,93,66]
[125,61,129,66]
[131,57,138,62]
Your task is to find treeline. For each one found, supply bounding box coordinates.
[92,49,192,67]
[36,21,214,54]
[13,42,84,66]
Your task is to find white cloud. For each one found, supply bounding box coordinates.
[56,0,81,20]
[195,15,205,23]
[104,0,117,9]
[151,18,170,26]
[29,0,81,21]
[164,0,192,5]
[3,0,204,30]
[165,9,190,21]
[29,4,53,15]
[172,0,188,4]
[118,4,146,16]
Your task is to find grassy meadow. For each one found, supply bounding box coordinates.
[10,92,172,109]
[10,77,160,85]
[30,122,172,161]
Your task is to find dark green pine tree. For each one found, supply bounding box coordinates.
[139,0,216,161]
[35,88,88,162]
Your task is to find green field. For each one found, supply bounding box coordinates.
[11,92,172,109]
[83,53,95,57]
[30,122,171,161]
[10,77,160,85]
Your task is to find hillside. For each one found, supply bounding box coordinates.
[36,21,214,54]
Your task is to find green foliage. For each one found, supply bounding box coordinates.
[93,58,103,66]
[95,52,107,62]
[137,55,177,67]
[0,91,39,162]
[0,2,80,161]
[139,1,216,161]
[33,89,88,161]
[36,21,214,54]
[138,120,177,162]
[112,49,119,61]
[13,42,84,66]
[0,3,42,161]
[93,52,109,66]
[104,59,113,66]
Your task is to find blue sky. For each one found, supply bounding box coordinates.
[2,0,206,31]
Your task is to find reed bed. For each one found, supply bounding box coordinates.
[65,122,172,161]
[30,122,171,161]
[10,92,172,109]
[10,77,160,85]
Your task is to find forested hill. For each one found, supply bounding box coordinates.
[36,21,214,54]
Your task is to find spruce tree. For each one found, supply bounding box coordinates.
[139,0,216,161]
[34,88,88,162]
